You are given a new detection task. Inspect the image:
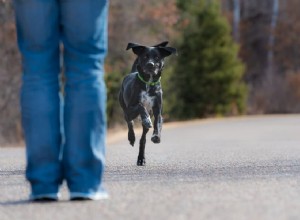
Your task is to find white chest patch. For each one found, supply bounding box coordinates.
[140,91,155,112]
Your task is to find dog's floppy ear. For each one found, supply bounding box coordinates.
[153,41,169,47]
[126,43,146,56]
[158,46,177,58]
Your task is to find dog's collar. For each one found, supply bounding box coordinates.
[137,73,161,86]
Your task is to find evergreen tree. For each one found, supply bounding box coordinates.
[105,71,124,127]
[170,0,247,119]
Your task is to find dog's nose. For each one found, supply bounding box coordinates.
[146,62,155,69]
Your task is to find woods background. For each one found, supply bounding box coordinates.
[1,0,300,145]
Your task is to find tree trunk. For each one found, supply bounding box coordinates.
[233,0,240,42]
[267,0,279,77]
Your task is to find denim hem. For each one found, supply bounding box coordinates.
[29,193,60,201]
[70,191,109,200]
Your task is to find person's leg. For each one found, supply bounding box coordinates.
[60,0,109,200]
[14,0,62,200]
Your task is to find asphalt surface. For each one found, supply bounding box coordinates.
[1,115,300,220]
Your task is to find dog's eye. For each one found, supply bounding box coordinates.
[154,56,159,61]
[143,55,149,59]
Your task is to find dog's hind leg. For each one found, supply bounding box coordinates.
[127,120,135,146]
[124,113,135,146]
[137,125,149,166]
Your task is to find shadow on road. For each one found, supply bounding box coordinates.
[0,200,30,206]
[104,159,300,183]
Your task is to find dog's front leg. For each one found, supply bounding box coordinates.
[124,104,152,146]
[151,93,163,144]
[137,125,149,166]
[126,104,152,129]
[138,104,152,129]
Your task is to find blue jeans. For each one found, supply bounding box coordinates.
[14,0,108,200]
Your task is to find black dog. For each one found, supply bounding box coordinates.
[119,41,176,166]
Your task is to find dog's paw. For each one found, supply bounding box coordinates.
[142,116,153,129]
[151,135,161,144]
[137,157,146,166]
[128,130,135,146]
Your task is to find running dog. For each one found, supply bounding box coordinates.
[119,41,176,166]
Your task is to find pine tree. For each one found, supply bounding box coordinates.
[170,0,247,119]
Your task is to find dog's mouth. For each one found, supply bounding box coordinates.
[144,68,159,76]
[143,63,159,75]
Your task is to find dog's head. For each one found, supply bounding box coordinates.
[127,41,177,76]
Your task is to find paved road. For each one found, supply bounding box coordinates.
[1,115,300,220]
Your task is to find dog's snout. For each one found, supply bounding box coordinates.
[146,62,155,69]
